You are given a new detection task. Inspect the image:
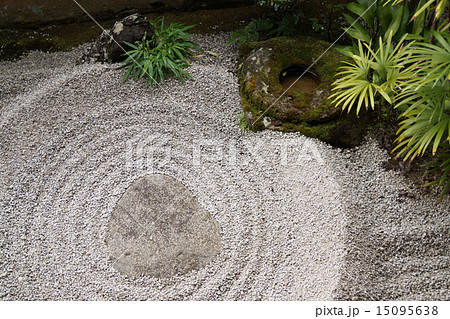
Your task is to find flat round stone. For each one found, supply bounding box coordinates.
[106,174,222,278]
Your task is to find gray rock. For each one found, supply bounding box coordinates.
[105,174,222,278]
[79,13,153,63]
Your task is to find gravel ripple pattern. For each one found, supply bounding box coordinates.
[0,33,448,300]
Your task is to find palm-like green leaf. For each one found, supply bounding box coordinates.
[393,30,450,161]
[329,41,376,113]
[340,0,450,199]
[399,31,450,89]
[394,80,450,157]
[330,32,411,114]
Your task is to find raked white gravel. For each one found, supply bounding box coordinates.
[0,33,448,300]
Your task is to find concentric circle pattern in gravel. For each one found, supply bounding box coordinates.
[0,33,448,300]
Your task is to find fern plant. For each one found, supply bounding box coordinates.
[228,18,274,45]
[274,13,299,37]
[118,17,199,86]
[228,13,300,45]
[228,0,301,45]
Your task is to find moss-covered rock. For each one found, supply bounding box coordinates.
[238,36,375,147]
[79,13,154,63]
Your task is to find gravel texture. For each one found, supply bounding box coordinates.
[0,32,448,300]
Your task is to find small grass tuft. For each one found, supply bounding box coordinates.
[118,17,199,87]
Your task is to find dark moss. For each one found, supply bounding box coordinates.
[281,121,334,140]
[327,108,376,148]
[238,41,261,63]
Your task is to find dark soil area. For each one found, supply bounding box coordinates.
[0,1,354,61]
[371,110,444,196]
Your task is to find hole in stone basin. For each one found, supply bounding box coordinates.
[279,65,321,93]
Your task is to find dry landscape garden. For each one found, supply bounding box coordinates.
[0,0,449,301]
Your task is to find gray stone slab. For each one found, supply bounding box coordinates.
[106,174,222,278]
